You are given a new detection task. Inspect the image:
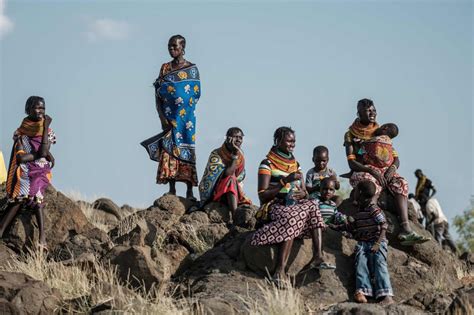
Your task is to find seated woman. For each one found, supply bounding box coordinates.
[251,127,334,284]
[344,99,429,246]
[199,127,251,221]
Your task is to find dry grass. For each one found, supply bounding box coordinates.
[78,202,112,232]
[0,247,195,314]
[243,278,304,315]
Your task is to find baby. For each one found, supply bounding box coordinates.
[360,123,399,169]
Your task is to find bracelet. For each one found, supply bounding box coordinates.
[231,154,238,160]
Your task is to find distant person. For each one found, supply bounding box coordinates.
[0,96,56,250]
[142,34,201,200]
[421,196,457,253]
[330,181,394,305]
[306,146,342,205]
[252,127,335,285]
[408,193,424,225]
[344,99,428,246]
[199,127,251,221]
[414,169,436,202]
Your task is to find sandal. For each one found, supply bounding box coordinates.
[398,231,430,246]
[310,261,336,270]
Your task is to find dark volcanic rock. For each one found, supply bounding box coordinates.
[92,198,122,220]
[0,271,61,314]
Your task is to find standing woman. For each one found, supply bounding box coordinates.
[0,96,56,249]
[150,35,201,199]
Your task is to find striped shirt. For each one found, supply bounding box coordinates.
[337,204,387,242]
[306,167,337,200]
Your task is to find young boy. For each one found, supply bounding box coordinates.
[306,146,340,203]
[319,177,346,225]
[330,181,394,305]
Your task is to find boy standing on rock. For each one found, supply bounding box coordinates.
[330,181,394,305]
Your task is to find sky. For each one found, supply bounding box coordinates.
[0,0,472,229]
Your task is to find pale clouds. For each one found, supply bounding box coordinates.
[85,18,131,42]
[0,0,13,39]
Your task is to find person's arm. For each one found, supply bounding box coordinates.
[305,171,317,193]
[258,170,301,204]
[345,143,387,187]
[429,185,437,199]
[38,115,52,158]
[223,138,240,176]
[371,227,387,252]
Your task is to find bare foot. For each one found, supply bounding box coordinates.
[378,296,394,305]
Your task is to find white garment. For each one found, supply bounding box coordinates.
[408,197,423,220]
[425,198,448,225]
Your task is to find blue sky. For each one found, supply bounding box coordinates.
[1,1,472,228]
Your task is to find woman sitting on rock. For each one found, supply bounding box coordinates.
[199,127,252,222]
[344,98,428,246]
[251,127,335,284]
[0,96,56,250]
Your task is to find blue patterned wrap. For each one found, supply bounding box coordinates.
[155,65,200,163]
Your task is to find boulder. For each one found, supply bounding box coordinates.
[50,227,113,262]
[153,195,186,215]
[103,245,170,290]
[204,202,230,223]
[0,271,61,314]
[0,244,16,268]
[180,211,210,227]
[1,185,94,253]
[92,198,122,220]
[233,204,258,229]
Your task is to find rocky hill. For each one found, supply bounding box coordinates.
[0,184,472,314]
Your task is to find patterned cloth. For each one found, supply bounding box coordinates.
[142,62,200,185]
[306,167,337,200]
[199,144,251,206]
[6,118,56,206]
[319,199,347,225]
[360,135,398,169]
[350,165,408,197]
[335,203,388,242]
[251,199,324,245]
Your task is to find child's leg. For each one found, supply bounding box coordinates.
[355,242,373,298]
[0,202,22,237]
[373,241,394,300]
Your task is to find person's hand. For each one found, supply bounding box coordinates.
[369,169,387,187]
[44,115,52,126]
[384,165,396,181]
[328,223,337,230]
[371,242,380,253]
[161,119,171,131]
[226,137,240,155]
[47,154,55,168]
[292,184,307,200]
[284,172,302,184]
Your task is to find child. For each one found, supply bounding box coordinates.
[306,146,340,203]
[0,96,56,250]
[318,178,346,225]
[330,181,394,305]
